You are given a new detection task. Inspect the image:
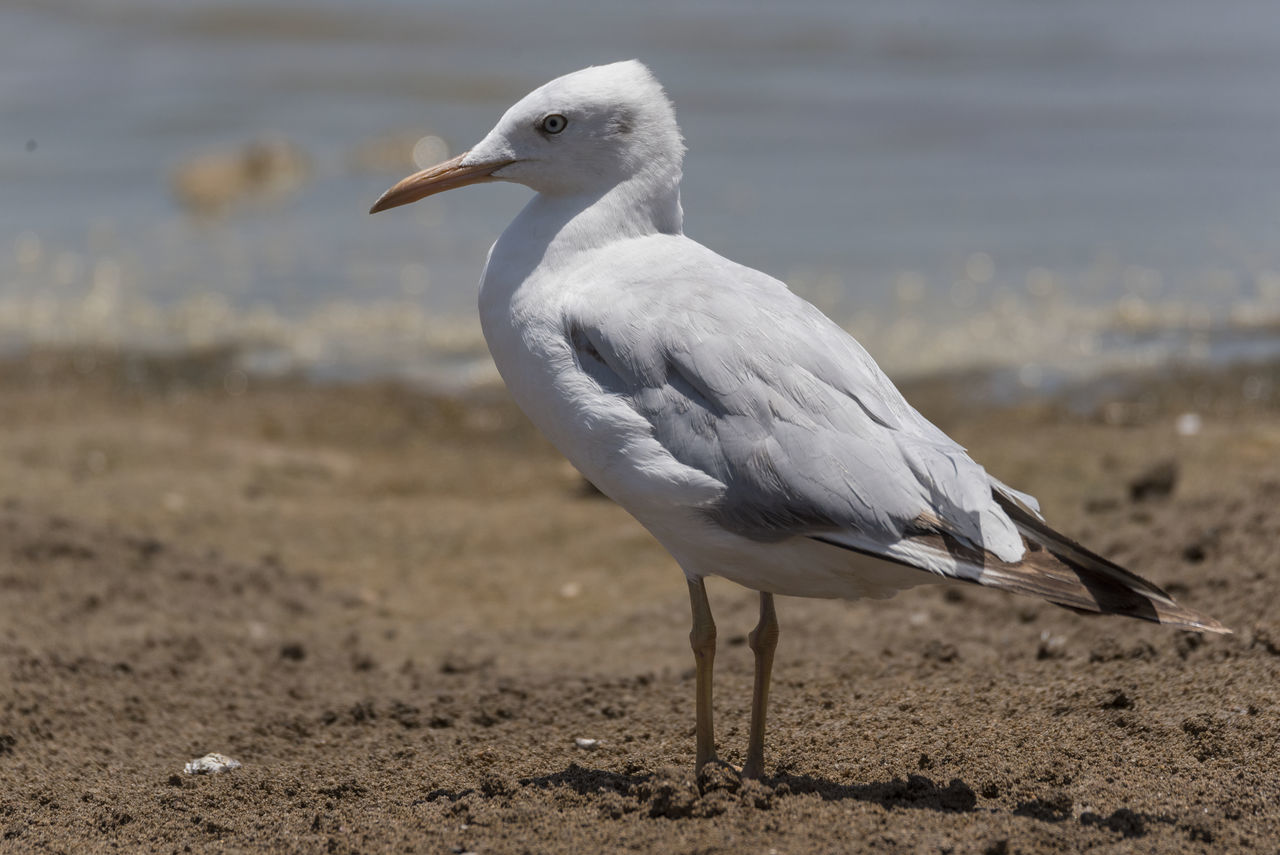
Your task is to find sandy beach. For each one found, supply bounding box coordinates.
[6,3,1280,852]
[0,349,1277,853]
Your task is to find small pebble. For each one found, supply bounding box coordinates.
[184,753,242,775]
[1175,412,1202,436]
[1037,630,1067,660]
[574,737,600,750]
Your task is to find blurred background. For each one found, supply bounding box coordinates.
[4,0,1279,394]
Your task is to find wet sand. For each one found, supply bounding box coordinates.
[1,350,1278,853]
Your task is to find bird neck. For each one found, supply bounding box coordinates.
[480,166,684,320]
[585,163,685,241]
[512,166,684,265]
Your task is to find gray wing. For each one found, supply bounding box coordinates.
[558,241,1227,634]
[562,244,1027,565]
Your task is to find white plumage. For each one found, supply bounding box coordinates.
[371,60,1226,777]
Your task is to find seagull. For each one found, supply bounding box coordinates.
[370,60,1228,779]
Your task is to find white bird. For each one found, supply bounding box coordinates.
[371,60,1227,779]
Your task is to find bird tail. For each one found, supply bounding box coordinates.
[984,489,1230,634]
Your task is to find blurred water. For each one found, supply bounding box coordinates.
[2,0,1279,388]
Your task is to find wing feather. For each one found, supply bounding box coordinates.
[554,236,1224,633]
[564,242,1022,559]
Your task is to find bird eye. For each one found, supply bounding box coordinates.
[540,114,568,135]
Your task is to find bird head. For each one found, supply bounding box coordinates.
[370,60,684,213]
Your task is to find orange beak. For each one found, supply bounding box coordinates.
[368,152,514,214]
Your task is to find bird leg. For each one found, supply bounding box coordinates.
[687,578,718,771]
[742,591,779,779]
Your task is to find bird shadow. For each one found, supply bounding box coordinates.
[429,764,1165,837]
[773,771,977,813]
[519,764,646,796]
[518,762,977,815]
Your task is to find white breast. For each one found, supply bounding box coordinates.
[482,261,721,507]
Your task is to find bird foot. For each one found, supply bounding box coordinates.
[696,759,743,794]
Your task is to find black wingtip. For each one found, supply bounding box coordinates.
[990,489,1230,634]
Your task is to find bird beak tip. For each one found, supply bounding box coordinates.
[366,152,510,216]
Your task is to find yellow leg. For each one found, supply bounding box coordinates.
[687,578,718,771]
[742,591,778,780]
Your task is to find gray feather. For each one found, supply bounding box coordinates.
[563,244,1022,559]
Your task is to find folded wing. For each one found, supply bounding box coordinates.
[562,239,1226,633]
